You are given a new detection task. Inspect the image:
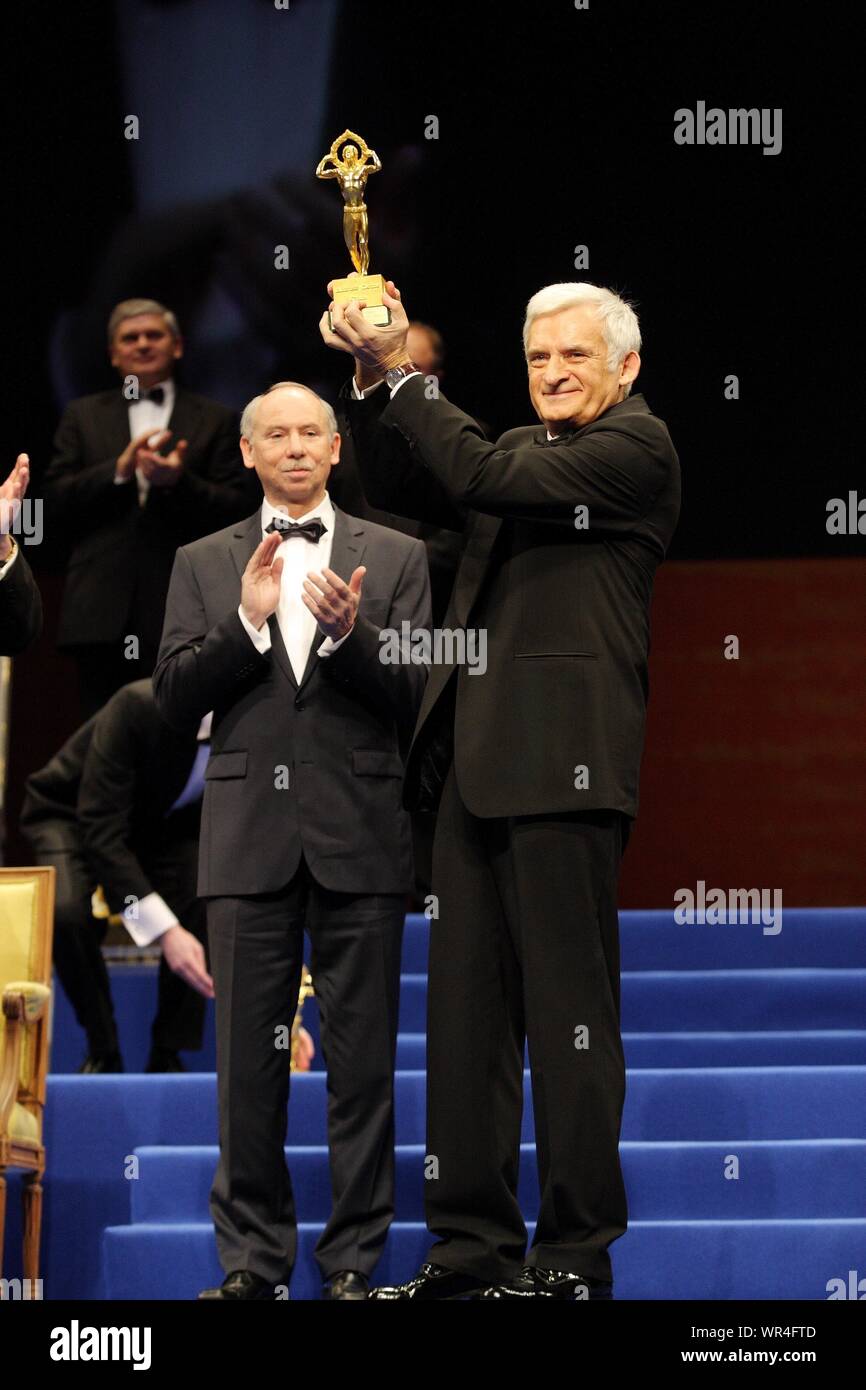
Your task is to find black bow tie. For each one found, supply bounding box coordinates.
[146,387,165,405]
[265,516,326,543]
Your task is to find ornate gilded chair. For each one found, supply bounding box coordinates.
[0,865,55,1294]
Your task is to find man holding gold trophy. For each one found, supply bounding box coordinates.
[318,130,681,1299]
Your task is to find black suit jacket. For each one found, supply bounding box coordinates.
[340,378,681,820]
[0,545,42,655]
[152,505,431,897]
[19,679,203,912]
[44,386,256,650]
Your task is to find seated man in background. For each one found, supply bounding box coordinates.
[44,298,257,717]
[0,453,42,657]
[20,678,213,1073]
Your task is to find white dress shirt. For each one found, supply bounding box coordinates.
[121,710,213,948]
[237,492,349,681]
[114,377,176,507]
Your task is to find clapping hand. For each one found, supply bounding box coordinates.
[1,453,31,559]
[303,565,366,641]
[241,531,285,631]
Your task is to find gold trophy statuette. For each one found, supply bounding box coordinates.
[316,129,391,330]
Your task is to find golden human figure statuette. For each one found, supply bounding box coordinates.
[316,129,391,329]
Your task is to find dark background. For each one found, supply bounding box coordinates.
[7,0,862,561]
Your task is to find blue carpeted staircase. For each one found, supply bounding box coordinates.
[11,909,865,1299]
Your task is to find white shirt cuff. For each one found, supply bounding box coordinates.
[0,538,19,578]
[238,604,272,652]
[318,630,352,658]
[123,891,178,947]
[351,373,421,400]
[351,376,386,400]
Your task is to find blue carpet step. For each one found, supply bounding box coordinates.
[49,909,866,1074]
[394,970,866,1033]
[50,967,866,1073]
[49,1007,866,1076]
[400,908,866,973]
[395,1031,866,1069]
[131,1139,866,1224]
[45,1067,866,1153]
[102,1218,866,1301]
[49,971,314,1076]
[43,1068,866,1300]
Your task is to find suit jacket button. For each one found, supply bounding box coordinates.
[295,700,305,711]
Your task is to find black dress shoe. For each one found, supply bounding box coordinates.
[198,1270,281,1300]
[531,1266,613,1300]
[145,1046,186,1073]
[322,1271,369,1300]
[369,1262,488,1300]
[78,1050,124,1074]
[479,1265,613,1300]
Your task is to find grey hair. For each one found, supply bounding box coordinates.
[107,298,180,344]
[240,382,338,442]
[522,282,641,396]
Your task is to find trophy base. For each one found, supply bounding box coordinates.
[328,273,391,330]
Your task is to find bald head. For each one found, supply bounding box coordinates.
[240,381,338,444]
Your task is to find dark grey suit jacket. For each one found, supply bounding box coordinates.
[152,504,431,897]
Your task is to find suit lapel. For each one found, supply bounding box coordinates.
[454,512,503,627]
[296,506,367,694]
[100,391,134,459]
[166,388,201,451]
[268,612,299,688]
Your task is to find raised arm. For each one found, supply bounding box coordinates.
[380,375,676,531]
[338,378,467,531]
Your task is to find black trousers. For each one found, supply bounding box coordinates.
[206,857,405,1285]
[33,836,207,1056]
[424,764,630,1284]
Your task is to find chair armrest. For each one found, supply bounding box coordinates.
[3,981,51,1024]
[0,981,51,1134]
[2,984,51,1028]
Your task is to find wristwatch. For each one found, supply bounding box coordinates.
[385,361,420,390]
